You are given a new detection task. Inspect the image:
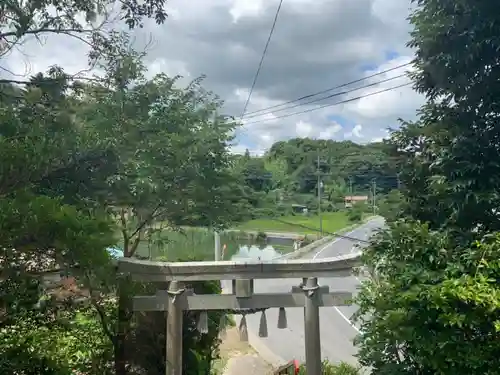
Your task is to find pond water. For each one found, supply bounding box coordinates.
[230,244,283,261]
[129,229,296,261]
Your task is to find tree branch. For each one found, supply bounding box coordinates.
[0,27,93,40]
[119,208,130,256]
[0,74,104,86]
[128,202,162,239]
[91,297,117,346]
[82,269,117,346]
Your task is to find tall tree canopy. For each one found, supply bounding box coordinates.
[394,0,500,242]
[355,1,500,374]
[0,0,168,81]
[0,2,243,373]
[267,138,399,194]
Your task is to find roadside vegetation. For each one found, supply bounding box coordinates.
[236,211,352,235]
[0,3,377,373]
[2,0,496,374]
[299,361,362,375]
[353,0,500,374]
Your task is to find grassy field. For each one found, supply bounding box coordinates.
[236,211,351,235]
[115,212,352,261]
[124,228,293,261]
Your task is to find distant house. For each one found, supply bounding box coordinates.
[344,195,369,208]
[291,204,308,214]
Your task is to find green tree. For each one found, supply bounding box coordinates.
[265,157,293,203]
[0,303,116,375]
[355,222,500,374]
[347,202,365,223]
[325,178,348,205]
[355,0,500,373]
[0,3,172,370]
[266,138,397,195]
[393,0,500,244]
[1,2,241,375]
[0,69,120,374]
[239,157,272,192]
[75,47,240,372]
[298,360,361,375]
[377,189,404,222]
[264,157,290,191]
[1,0,168,82]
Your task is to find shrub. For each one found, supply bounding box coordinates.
[127,254,226,375]
[251,207,277,219]
[128,280,224,375]
[347,209,362,222]
[256,231,268,242]
[298,360,361,374]
[348,202,367,222]
[0,305,114,375]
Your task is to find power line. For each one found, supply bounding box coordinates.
[241,175,400,182]
[242,73,406,119]
[240,0,284,118]
[242,82,412,125]
[271,217,370,244]
[242,62,412,117]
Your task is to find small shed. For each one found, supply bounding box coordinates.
[344,195,368,208]
[291,204,308,214]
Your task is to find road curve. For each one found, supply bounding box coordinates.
[240,217,385,366]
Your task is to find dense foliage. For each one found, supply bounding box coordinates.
[298,361,361,375]
[355,0,500,374]
[234,138,398,221]
[0,0,414,374]
[376,190,404,223]
[0,71,236,375]
[0,2,242,373]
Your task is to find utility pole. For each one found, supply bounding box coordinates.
[371,178,377,215]
[317,153,323,236]
[396,173,401,190]
[348,176,353,196]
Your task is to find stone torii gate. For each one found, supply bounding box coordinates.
[118,252,361,375]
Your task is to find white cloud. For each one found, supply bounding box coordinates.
[229,0,265,22]
[340,55,424,121]
[229,143,249,154]
[147,58,191,79]
[319,123,342,139]
[0,0,423,153]
[371,129,390,143]
[295,120,313,137]
[344,124,363,138]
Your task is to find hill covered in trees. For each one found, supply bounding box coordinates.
[232,137,399,220]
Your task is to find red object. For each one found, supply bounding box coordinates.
[274,359,300,374]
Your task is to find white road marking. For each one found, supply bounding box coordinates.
[312,226,362,259]
[333,306,361,333]
[312,225,368,334]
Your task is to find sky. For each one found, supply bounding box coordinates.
[1,0,426,155]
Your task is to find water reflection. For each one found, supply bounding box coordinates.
[231,244,282,261]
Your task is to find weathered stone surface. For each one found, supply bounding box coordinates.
[223,354,272,375]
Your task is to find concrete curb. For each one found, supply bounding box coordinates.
[220,287,287,367]
[276,235,333,260]
[241,217,377,368]
[243,318,287,368]
[275,218,372,260]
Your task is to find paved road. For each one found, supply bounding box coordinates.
[236,217,385,366]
